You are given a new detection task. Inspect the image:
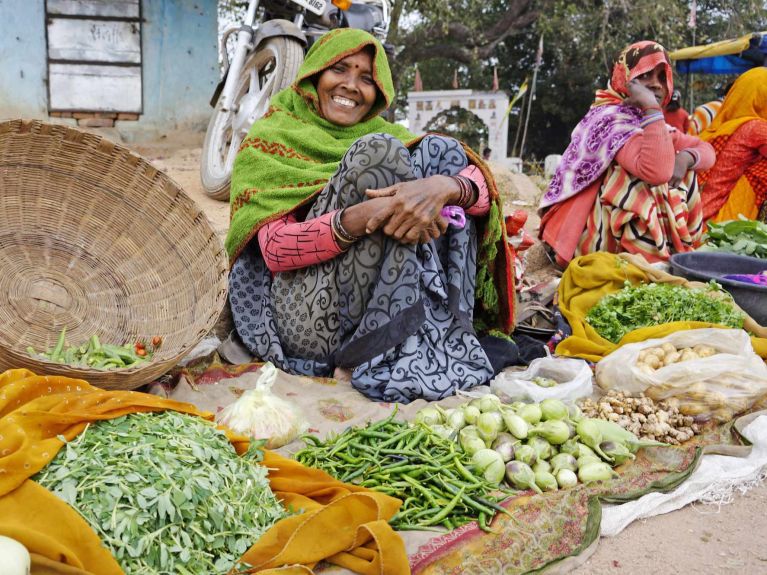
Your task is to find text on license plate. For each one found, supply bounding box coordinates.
[290,0,327,16]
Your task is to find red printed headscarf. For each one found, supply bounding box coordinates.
[594,41,674,107]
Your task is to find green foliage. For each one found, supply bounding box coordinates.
[585,281,745,343]
[423,106,489,151]
[702,219,767,259]
[36,411,286,574]
[401,0,767,157]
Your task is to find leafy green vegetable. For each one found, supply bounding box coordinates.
[585,281,745,343]
[701,219,767,259]
[35,411,286,574]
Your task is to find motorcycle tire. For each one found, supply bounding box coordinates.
[200,36,304,201]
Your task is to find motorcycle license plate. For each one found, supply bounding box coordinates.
[291,0,327,15]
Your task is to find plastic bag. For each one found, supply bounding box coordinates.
[215,362,307,448]
[595,328,767,422]
[490,356,593,403]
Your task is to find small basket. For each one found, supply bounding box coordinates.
[0,119,228,389]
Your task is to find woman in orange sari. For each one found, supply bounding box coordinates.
[697,67,767,222]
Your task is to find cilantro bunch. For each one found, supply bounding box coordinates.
[585,281,745,343]
[36,411,286,574]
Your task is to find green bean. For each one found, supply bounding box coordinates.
[478,513,497,533]
[376,428,415,449]
[367,406,399,431]
[404,429,426,451]
[422,487,464,526]
[394,524,445,532]
[452,456,483,486]
[50,327,67,362]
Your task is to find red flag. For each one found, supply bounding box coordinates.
[492,66,499,91]
[413,64,423,91]
[688,0,697,28]
[452,69,459,89]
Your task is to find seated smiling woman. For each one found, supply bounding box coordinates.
[224,29,514,403]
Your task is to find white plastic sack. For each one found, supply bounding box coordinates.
[491,356,593,403]
[596,328,767,421]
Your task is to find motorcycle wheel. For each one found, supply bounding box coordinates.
[200,36,304,201]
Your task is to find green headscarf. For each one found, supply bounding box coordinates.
[225,28,514,332]
[227,29,416,261]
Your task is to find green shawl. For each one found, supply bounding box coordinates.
[226,28,514,332]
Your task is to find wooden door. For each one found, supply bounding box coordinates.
[46,0,142,113]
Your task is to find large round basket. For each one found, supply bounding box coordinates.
[0,119,228,389]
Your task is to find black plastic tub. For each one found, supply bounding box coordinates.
[670,252,767,326]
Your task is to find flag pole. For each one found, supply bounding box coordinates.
[520,34,543,159]
[688,0,697,111]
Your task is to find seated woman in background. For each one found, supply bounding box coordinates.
[538,41,715,266]
[697,67,767,222]
[224,29,514,403]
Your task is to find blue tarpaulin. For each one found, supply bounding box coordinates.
[671,32,767,75]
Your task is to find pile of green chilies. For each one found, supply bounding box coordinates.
[294,409,512,532]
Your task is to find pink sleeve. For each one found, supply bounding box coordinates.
[615,121,675,185]
[459,165,491,216]
[671,132,716,171]
[257,210,344,273]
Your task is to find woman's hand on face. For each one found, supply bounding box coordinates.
[669,151,694,188]
[625,79,661,111]
[365,175,455,244]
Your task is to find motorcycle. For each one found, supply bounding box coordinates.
[200,0,392,200]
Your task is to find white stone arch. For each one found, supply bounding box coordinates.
[407,89,509,159]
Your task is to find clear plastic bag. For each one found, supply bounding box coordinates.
[490,356,593,403]
[595,328,767,422]
[215,362,308,448]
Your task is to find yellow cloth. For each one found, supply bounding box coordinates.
[700,67,767,140]
[713,176,759,222]
[0,369,407,575]
[243,452,406,575]
[555,252,767,362]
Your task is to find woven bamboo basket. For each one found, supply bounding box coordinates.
[0,119,228,389]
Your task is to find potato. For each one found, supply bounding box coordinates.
[661,342,677,356]
[638,364,655,375]
[696,345,717,358]
[645,354,662,369]
[637,350,649,362]
[680,350,699,363]
[663,351,681,366]
[647,347,666,359]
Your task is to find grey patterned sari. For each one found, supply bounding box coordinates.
[229,133,493,402]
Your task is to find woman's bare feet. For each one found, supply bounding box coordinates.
[333,366,353,384]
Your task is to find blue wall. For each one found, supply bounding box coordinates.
[0,0,219,136]
[0,0,48,118]
[125,0,218,136]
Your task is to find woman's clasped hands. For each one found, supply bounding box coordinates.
[340,175,463,245]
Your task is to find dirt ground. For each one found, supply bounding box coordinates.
[128,135,767,575]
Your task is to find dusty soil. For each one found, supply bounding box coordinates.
[127,135,767,575]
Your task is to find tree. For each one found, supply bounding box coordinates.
[386,0,538,119]
[494,0,767,158]
[423,106,489,151]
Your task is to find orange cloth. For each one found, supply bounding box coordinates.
[698,68,767,221]
[0,369,408,575]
